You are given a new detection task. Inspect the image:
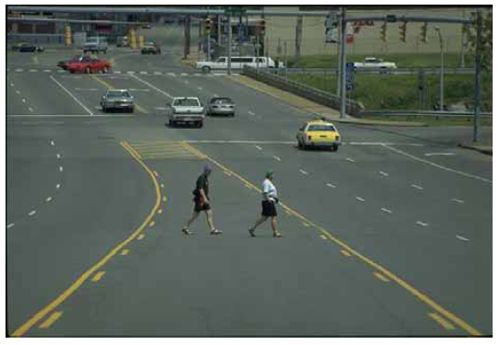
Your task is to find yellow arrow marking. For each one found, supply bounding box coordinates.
[137,234,145,240]
[91,271,106,282]
[374,272,390,283]
[38,311,62,329]
[429,313,456,331]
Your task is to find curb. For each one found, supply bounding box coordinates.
[458,143,492,155]
[228,75,427,127]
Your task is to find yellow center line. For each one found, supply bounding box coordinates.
[137,234,145,240]
[38,311,62,329]
[179,142,482,337]
[120,249,130,256]
[90,75,148,114]
[11,141,162,337]
[340,250,352,257]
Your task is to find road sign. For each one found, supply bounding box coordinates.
[325,27,338,43]
[346,62,355,91]
[225,7,246,16]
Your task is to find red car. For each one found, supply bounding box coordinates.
[66,57,111,74]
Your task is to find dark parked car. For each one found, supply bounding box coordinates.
[206,97,236,117]
[12,42,44,52]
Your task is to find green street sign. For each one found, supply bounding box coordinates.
[224,7,246,16]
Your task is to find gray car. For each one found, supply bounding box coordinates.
[100,89,135,113]
[206,97,236,117]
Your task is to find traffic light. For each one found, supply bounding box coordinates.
[255,19,266,35]
[420,22,428,43]
[204,17,212,35]
[380,21,387,42]
[398,21,407,42]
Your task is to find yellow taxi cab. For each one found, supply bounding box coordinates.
[296,119,342,151]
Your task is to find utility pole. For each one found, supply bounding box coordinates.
[184,15,190,59]
[473,10,481,142]
[435,26,444,112]
[295,15,303,62]
[227,14,231,75]
[217,15,222,45]
[339,8,346,118]
[336,7,343,98]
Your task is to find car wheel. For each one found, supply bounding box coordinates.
[102,106,107,113]
[198,121,204,128]
[102,66,109,73]
[85,67,91,74]
[202,66,211,73]
[332,144,338,152]
[297,140,303,149]
[231,112,235,117]
[129,107,134,113]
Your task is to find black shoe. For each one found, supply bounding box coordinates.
[182,228,193,235]
[248,228,256,237]
[210,229,222,235]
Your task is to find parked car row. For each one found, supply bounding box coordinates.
[11,42,44,52]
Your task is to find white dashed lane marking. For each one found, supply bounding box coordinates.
[379,171,389,177]
[7,223,15,229]
[451,198,464,204]
[50,140,55,146]
[16,90,20,94]
[273,156,281,162]
[255,145,262,151]
[56,153,61,159]
[28,210,37,216]
[29,107,34,112]
[381,208,393,214]
[416,221,429,227]
[411,184,424,190]
[326,183,336,188]
[248,111,255,116]
[456,235,470,241]
[56,184,61,189]
[355,196,366,202]
[424,152,456,157]
[299,169,309,175]
[346,158,355,163]
[59,166,64,172]
[22,98,26,103]
[46,197,53,202]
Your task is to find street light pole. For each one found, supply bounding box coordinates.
[435,26,444,112]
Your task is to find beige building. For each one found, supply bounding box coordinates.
[258,6,472,58]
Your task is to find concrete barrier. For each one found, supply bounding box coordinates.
[242,66,364,116]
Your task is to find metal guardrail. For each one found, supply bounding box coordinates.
[269,67,475,75]
[359,110,492,118]
[242,66,364,116]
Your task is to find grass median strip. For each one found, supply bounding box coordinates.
[181,141,482,336]
[11,141,162,337]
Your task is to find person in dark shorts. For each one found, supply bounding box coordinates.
[182,165,222,235]
[248,170,282,238]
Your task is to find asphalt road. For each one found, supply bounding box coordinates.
[6,35,492,337]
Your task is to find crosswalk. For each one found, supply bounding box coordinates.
[127,141,206,161]
[7,67,236,77]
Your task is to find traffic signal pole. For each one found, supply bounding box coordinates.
[227,14,231,75]
[339,9,346,118]
[473,10,482,142]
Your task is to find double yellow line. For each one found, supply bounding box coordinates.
[181,141,483,336]
[12,141,161,336]
[90,75,148,114]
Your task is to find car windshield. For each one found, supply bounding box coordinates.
[107,90,130,98]
[173,98,200,107]
[211,98,232,104]
[307,124,336,131]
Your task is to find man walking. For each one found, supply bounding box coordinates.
[182,165,222,235]
[248,170,282,238]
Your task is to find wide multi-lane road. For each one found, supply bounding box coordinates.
[7,36,492,337]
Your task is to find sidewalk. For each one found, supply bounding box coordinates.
[227,74,428,127]
[458,142,493,155]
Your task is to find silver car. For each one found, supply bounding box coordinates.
[206,97,236,117]
[100,89,134,113]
